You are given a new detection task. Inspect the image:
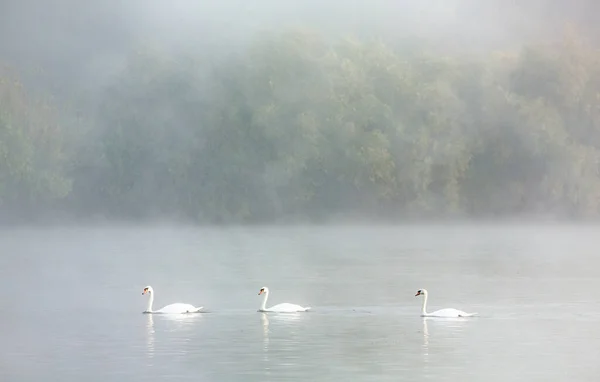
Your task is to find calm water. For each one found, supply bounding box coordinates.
[1,223,599,381]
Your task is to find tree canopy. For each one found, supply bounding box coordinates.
[2,29,600,224]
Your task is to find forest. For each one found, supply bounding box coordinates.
[1,26,600,224]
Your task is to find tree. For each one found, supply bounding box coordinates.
[0,65,71,221]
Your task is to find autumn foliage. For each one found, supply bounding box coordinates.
[2,29,600,223]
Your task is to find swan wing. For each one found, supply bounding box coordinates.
[155,303,203,314]
[265,303,310,313]
[425,308,477,318]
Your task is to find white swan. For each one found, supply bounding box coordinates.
[142,286,203,314]
[415,289,477,317]
[258,287,311,313]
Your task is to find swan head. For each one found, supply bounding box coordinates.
[415,289,427,297]
[142,286,153,295]
[258,287,269,295]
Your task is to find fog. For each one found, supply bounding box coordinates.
[4,1,597,93]
[1,0,600,224]
[2,223,600,381]
[4,4,600,380]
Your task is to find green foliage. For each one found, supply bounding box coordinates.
[3,28,600,223]
[0,67,71,218]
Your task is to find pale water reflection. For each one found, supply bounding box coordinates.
[261,313,269,369]
[145,314,154,360]
[422,318,429,355]
[1,224,599,381]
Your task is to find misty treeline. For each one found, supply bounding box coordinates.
[1,28,600,223]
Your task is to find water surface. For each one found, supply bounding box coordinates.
[1,223,598,381]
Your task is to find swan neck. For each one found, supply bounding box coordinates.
[260,290,269,311]
[147,291,154,313]
[421,291,428,316]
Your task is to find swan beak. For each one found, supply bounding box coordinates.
[415,292,420,296]
[258,290,263,295]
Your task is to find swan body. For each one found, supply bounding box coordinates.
[142,286,203,314]
[415,289,477,318]
[258,287,310,313]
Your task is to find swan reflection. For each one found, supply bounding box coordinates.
[424,316,470,328]
[160,313,202,323]
[145,311,202,362]
[421,316,471,359]
[145,313,155,361]
[422,317,429,356]
[261,313,270,368]
[260,312,304,374]
[264,312,303,323]
[261,312,270,336]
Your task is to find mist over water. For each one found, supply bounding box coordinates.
[1,224,599,381]
[2,1,600,380]
[2,0,600,224]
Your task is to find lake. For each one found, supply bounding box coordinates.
[1,223,599,381]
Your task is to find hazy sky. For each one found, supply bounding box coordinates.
[1,0,597,96]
